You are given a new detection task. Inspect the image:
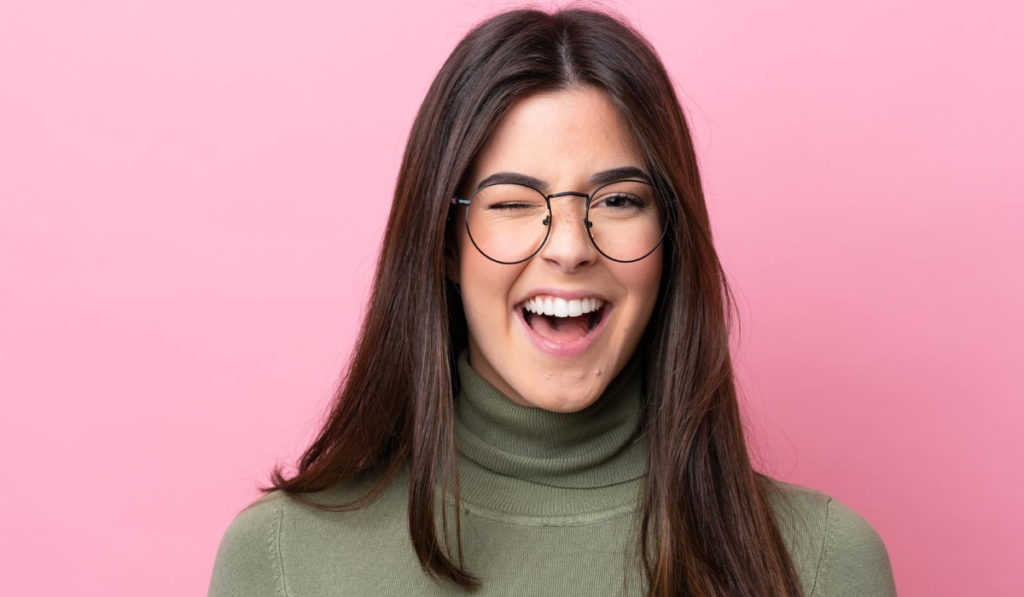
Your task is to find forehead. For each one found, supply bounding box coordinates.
[467,85,645,191]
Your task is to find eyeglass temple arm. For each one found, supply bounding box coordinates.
[451,197,470,206]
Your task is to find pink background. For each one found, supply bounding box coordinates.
[2,1,1021,595]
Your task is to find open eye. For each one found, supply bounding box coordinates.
[592,192,645,210]
[588,179,656,216]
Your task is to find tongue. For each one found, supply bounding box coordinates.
[529,313,591,343]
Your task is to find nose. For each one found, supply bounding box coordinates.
[538,193,598,272]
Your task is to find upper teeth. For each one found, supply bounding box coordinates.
[522,295,605,318]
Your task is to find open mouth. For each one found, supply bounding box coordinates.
[519,296,608,344]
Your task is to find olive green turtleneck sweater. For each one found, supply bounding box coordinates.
[209,351,896,596]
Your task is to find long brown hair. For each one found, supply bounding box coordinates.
[263,7,803,596]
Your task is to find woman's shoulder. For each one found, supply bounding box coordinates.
[209,472,411,597]
[208,491,289,597]
[213,475,406,542]
[761,476,898,597]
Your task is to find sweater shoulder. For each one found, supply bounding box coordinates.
[762,477,897,597]
[208,492,288,597]
[210,472,414,596]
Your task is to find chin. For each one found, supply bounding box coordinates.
[510,350,624,413]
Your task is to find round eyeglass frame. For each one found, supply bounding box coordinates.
[450,178,668,265]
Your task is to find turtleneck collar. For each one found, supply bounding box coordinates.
[451,349,648,518]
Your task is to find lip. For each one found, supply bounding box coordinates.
[514,296,614,358]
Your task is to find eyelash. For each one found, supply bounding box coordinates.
[592,194,645,209]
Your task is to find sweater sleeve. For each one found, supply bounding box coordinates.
[208,495,287,597]
[814,497,897,597]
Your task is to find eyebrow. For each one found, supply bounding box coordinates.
[473,166,652,193]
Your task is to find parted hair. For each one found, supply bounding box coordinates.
[264,7,804,596]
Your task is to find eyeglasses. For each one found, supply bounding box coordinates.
[450,178,666,264]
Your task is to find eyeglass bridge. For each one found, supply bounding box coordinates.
[540,190,594,229]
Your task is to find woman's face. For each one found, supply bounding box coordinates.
[451,85,663,413]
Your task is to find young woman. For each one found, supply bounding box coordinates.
[209,8,896,597]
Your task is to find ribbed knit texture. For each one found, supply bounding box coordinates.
[452,349,648,519]
[209,350,897,596]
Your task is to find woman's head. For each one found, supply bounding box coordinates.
[449,85,663,413]
[394,8,710,412]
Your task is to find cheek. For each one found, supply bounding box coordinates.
[615,250,663,342]
[623,250,664,309]
[644,251,664,298]
[457,234,520,322]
